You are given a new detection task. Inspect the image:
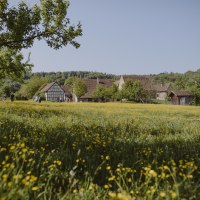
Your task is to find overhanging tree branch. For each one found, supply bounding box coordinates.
[0,0,82,79]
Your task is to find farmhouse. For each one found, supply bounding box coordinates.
[117,75,156,98]
[169,91,194,105]
[154,83,171,100]
[41,78,193,105]
[117,75,154,91]
[40,82,65,101]
[78,78,113,102]
[40,79,113,102]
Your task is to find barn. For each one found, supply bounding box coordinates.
[169,91,194,105]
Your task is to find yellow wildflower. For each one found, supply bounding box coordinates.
[32,186,39,191]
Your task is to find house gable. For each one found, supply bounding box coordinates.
[118,75,154,91]
[154,83,171,92]
[155,83,171,100]
[41,82,65,101]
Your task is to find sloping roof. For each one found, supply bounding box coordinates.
[169,91,194,97]
[61,85,72,97]
[121,75,154,91]
[40,82,56,92]
[98,79,113,86]
[154,83,171,92]
[80,79,113,98]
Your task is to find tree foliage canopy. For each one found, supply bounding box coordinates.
[93,83,118,101]
[93,84,108,100]
[0,78,21,97]
[65,77,87,98]
[16,76,49,99]
[120,80,146,102]
[72,78,87,98]
[64,76,76,87]
[0,48,32,79]
[0,0,82,50]
[0,0,82,79]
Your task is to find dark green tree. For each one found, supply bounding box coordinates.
[93,84,108,101]
[108,83,119,100]
[120,80,146,102]
[64,77,76,87]
[187,78,200,105]
[73,78,87,98]
[175,77,187,90]
[93,83,117,102]
[0,0,82,79]
[16,76,49,99]
[0,79,21,97]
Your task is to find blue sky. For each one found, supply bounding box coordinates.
[12,0,200,75]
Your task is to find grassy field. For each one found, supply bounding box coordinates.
[0,101,200,199]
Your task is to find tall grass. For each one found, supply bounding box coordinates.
[0,101,200,199]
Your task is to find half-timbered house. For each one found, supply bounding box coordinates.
[41,82,65,101]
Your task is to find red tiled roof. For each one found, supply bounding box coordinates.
[121,75,154,90]
[80,79,113,98]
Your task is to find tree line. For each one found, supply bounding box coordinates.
[1,68,200,104]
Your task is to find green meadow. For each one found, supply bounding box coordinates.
[0,101,200,199]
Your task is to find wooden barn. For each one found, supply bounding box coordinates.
[169,91,194,105]
[41,82,65,101]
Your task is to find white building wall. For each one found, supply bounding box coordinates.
[118,76,125,90]
[47,83,65,101]
[156,92,168,100]
[72,93,78,102]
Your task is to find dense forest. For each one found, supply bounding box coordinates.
[31,71,116,85]
[32,68,200,87]
[150,69,200,87]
